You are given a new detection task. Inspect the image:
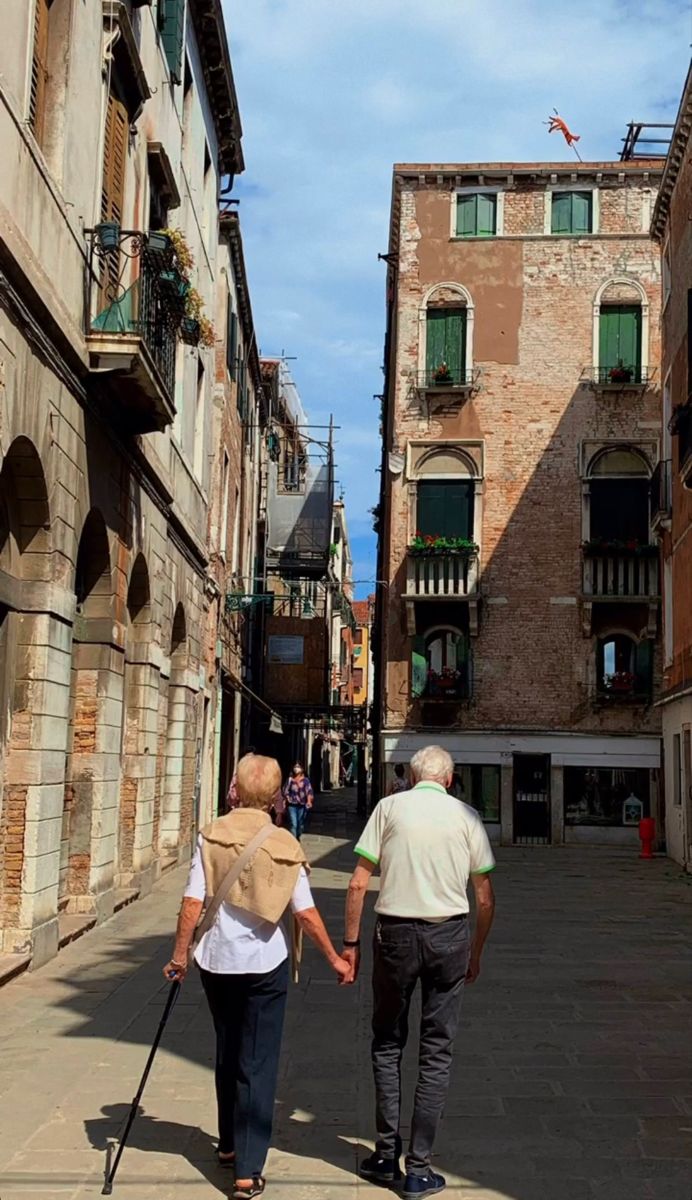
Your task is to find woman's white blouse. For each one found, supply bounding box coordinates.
[184,834,314,974]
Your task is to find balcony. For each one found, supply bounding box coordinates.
[85,229,180,433]
[416,367,479,404]
[581,541,660,636]
[582,365,651,393]
[405,548,480,636]
[650,459,672,531]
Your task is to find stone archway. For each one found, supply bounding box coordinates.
[0,437,55,959]
[117,552,158,886]
[60,509,115,914]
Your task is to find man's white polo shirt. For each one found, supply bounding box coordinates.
[354,781,495,919]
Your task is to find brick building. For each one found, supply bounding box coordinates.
[651,67,692,868]
[0,1,243,966]
[375,159,665,846]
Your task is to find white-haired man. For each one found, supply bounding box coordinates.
[342,745,496,1198]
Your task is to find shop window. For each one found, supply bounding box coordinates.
[564,767,649,827]
[451,765,500,823]
[412,628,470,700]
[551,190,593,234]
[456,193,497,238]
[416,480,474,540]
[596,634,652,699]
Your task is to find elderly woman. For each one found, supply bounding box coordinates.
[164,754,350,1199]
[282,762,314,841]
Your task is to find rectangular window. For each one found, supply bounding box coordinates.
[599,305,642,375]
[456,193,497,237]
[227,306,238,378]
[220,450,229,556]
[158,0,185,84]
[425,308,467,382]
[193,359,205,480]
[353,667,364,690]
[453,765,500,823]
[551,191,593,235]
[416,480,474,540]
[687,290,692,399]
[673,734,682,806]
[99,86,128,310]
[29,0,51,145]
[564,767,650,826]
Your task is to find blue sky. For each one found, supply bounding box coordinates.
[223,0,690,598]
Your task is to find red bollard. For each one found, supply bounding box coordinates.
[639,817,655,859]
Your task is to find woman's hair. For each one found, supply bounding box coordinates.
[410,745,454,785]
[292,762,303,774]
[236,753,282,810]
[394,763,405,779]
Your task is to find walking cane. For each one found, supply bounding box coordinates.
[102,977,181,1195]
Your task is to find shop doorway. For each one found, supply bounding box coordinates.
[513,754,551,845]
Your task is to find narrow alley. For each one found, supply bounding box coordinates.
[0,790,690,1200]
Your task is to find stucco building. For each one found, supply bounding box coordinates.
[651,68,692,868]
[375,159,665,846]
[0,1,242,967]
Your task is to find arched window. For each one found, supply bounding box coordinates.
[597,634,652,698]
[421,283,474,386]
[412,627,470,699]
[415,447,476,542]
[594,279,648,384]
[587,447,651,545]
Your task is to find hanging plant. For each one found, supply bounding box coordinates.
[198,316,216,348]
[160,227,195,276]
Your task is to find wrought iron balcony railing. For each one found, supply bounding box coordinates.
[417,367,478,391]
[584,365,650,389]
[650,459,672,529]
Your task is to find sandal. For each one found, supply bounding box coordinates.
[217,1150,235,1168]
[233,1177,265,1199]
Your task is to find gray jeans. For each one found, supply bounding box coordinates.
[371,914,470,1175]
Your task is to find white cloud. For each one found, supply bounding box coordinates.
[223,0,689,596]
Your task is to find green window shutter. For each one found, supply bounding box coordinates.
[411,635,427,698]
[456,194,477,237]
[416,481,473,539]
[476,194,496,236]
[159,0,185,84]
[572,191,592,234]
[425,308,466,379]
[599,305,641,372]
[227,309,238,377]
[425,309,447,375]
[551,193,571,234]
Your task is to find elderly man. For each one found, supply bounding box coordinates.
[342,745,496,1198]
[164,754,349,1200]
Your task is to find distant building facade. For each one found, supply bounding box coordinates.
[376,159,664,846]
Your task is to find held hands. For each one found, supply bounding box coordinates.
[339,945,360,985]
[465,952,481,984]
[333,954,354,984]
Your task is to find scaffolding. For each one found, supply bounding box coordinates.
[620,122,673,162]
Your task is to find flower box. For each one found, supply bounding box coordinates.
[608,365,634,384]
[409,534,479,558]
[582,539,659,558]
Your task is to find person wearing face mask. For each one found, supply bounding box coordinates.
[282,762,314,841]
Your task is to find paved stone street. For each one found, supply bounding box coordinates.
[0,790,691,1200]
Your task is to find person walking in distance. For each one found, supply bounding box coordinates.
[387,763,408,795]
[163,754,350,1200]
[342,745,496,1198]
[283,762,314,841]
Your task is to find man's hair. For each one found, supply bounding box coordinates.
[394,763,405,778]
[410,745,454,785]
[236,753,282,810]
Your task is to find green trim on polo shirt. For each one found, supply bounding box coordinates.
[412,781,447,793]
[471,864,496,874]
[355,846,379,865]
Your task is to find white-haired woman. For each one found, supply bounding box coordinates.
[164,753,350,1200]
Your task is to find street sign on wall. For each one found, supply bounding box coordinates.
[268,635,304,664]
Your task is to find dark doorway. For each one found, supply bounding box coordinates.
[513,754,551,845]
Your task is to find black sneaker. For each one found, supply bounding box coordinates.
[402,1169,446,1197]
[359,1151,402,1185]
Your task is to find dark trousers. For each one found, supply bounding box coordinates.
[371,915,470,1175]
[200,959,288,1178]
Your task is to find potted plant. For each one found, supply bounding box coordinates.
[608,360,634,384]
[160,227,195,276]
[198,315,216,348]
[608,671,636,693]
[95,221,120,251]
[409,533,479,557]
[432,362,453,385]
